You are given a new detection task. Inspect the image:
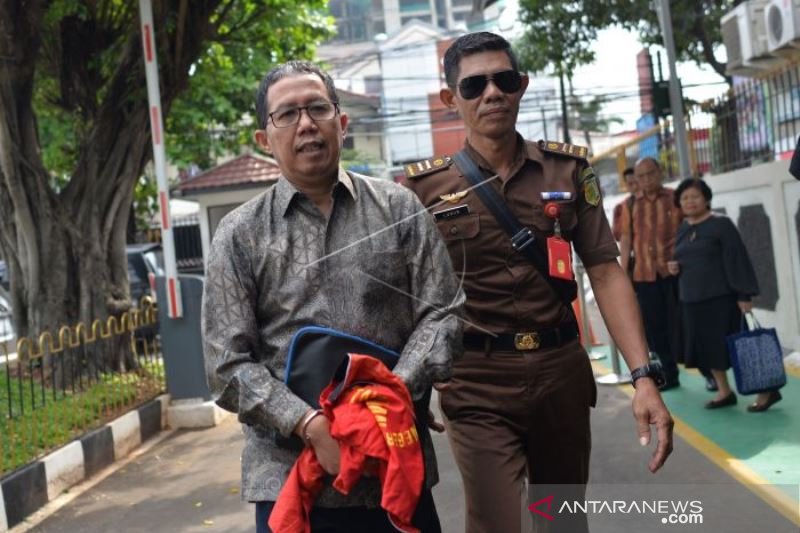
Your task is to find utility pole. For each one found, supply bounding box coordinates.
[559,69,571,144]
[656,0,691,178]
[541,107,548,140]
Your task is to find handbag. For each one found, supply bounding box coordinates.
[726,313,786,395]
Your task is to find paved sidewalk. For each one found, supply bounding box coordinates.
[19,384,799,532]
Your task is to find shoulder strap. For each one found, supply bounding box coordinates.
[453,150,576,307]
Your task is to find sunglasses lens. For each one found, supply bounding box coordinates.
[494,71,522,93]
[459,75,488,100]
[457,71,522,99]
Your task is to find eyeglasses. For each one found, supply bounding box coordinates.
[456,70,523,100]
[268,101,339,128]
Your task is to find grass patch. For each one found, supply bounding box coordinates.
[1,359,164,476]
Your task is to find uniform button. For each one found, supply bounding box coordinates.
[450,226,459,235]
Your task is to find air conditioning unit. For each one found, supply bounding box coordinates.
[722,0,784,76]
[765,0,800,56]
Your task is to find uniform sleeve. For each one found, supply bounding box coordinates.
[391,190,465,399]
[719,217,759,301]
[572,162,620,267]
[201,215,310,437]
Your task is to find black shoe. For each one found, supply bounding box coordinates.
[747,391,782,412]
[705,392,737,409]
[659,379,680,391]
[705,377,718,392]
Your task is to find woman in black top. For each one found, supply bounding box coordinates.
[667,179,781,412]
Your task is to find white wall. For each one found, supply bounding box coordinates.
[703,160,800,351]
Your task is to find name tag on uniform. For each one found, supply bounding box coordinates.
[540,191,572,201]
[433,204,470,221]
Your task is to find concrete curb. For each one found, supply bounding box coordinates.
[0,394,170,532]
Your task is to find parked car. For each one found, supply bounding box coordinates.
[126,243,164,307]
[0,293,13,343]
[0,259,8,291]
[127,244,164,341]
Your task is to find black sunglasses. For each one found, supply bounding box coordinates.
[456,70,523,100]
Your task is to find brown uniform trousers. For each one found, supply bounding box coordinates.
[440,339,596,533]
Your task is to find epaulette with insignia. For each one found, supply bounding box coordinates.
[538,140,589,159]
[404,156,452,179]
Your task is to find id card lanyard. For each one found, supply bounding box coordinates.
[543,200,574,281]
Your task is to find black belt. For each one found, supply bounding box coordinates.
[463,323,579,353]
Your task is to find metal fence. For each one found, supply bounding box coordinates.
[0,299,165,475]
[592,63,800,187]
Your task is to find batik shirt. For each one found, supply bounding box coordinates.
[202,168,464,505]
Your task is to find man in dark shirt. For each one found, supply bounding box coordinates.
[404,32,673,533]
[202,61,464,533]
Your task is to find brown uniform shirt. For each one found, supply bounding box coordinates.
[619,187,683,282]
[403,135,619,333]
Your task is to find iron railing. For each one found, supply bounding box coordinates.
[592,63,800,188]
[0,298,165,475]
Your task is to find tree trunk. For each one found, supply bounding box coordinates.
[0,3,145,369]
[0,1,220,370]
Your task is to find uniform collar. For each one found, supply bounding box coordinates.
[275,167,357,217]
[462,133,530,178]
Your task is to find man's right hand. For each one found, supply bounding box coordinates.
[305,415,340,475]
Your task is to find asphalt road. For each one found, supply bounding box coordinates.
[19,380,798,533]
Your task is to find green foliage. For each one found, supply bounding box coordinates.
[134,173,160,232]
[516,0,736,81]
[165,2,335,169]
[571,95,623,133]
[33,1,335,182]
[516,2,614,77]
[1,359,164,474]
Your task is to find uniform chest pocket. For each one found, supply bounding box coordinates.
[531,202,578,239]
[437,213,480,242]
[437,214,481,274]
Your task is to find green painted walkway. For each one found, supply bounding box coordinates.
[590,345,800,522]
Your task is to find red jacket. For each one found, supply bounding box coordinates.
[268,354,424,533]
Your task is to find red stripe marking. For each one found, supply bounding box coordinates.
[160,191,170,229]
[144,25,153,62]
[150,107,161,145]
[168,277,178,317]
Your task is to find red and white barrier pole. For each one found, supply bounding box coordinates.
[139,0,182,318]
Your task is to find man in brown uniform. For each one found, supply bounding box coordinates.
[404,32,674,533]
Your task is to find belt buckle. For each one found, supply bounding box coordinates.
[514,332,540,351]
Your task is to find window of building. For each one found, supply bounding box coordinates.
[401,15,432,25]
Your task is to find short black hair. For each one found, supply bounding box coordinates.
[674,178,712,208]
[255,61,339,129]
[443,32,520,88]
[623,167,635,178]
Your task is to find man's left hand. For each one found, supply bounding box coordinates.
[428,409,445,433]
[632,379,674,473]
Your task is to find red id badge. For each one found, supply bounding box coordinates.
[547,236,574,280]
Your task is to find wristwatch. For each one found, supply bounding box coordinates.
[630,363,666,388]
